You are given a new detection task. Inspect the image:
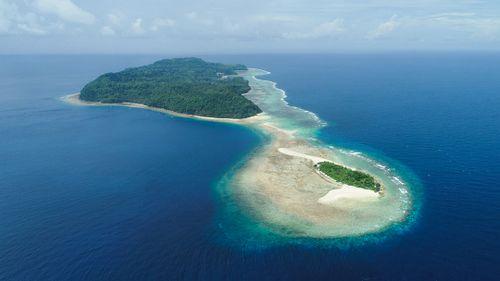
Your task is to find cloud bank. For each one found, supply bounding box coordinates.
[1,0,500,53]
[34,0,95,25]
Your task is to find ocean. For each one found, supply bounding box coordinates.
[0,54,499,280]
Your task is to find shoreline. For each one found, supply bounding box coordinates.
[62,93,268,125]
[62,68,412,238]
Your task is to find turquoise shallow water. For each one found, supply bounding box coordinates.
[0,54,499,280]
[212,68,418,241]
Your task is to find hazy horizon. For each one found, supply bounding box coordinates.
[2,0,500,54]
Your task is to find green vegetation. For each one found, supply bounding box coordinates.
[317,162,381,192]
[80,57,262,118]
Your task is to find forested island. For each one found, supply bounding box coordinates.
[317,162,382,192]
[80,58,262,118]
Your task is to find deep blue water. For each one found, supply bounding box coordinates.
[1,54,499,280]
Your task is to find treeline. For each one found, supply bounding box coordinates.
[317,162,382,192]
[80,57,262,118]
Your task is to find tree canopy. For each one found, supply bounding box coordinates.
[80,57,262,118]
[318,162,382,192]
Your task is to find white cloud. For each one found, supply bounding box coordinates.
[282,19,345,39]
[368,15,399,39]
[470,19,500,40]
[151,17,175,31]
[222,19,240,33]
[185,11,214,26]
[3,0,500,52]
[311,20,346,37]
[408,12,500,41]
[131,18,144,34]
[107,13,124,26]
[250,14,298,24]
[34,0,95,25]
[16,23,45,34]
[427,12,476,20]
[100,25,115,36]
[429,16,500,40]
[16,13,47,35]
[0,0,48,35]
[0,0,14,34]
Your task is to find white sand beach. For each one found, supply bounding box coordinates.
[278,147,380,204]
[318,185,379,205]
[278,147,329,164]
[62,93,268,125]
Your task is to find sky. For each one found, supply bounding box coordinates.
[1,0,500,54]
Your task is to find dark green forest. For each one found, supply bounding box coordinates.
[317,162,382,192]
[80,57,262,118]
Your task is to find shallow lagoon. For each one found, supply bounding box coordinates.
[212,68,417,240]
